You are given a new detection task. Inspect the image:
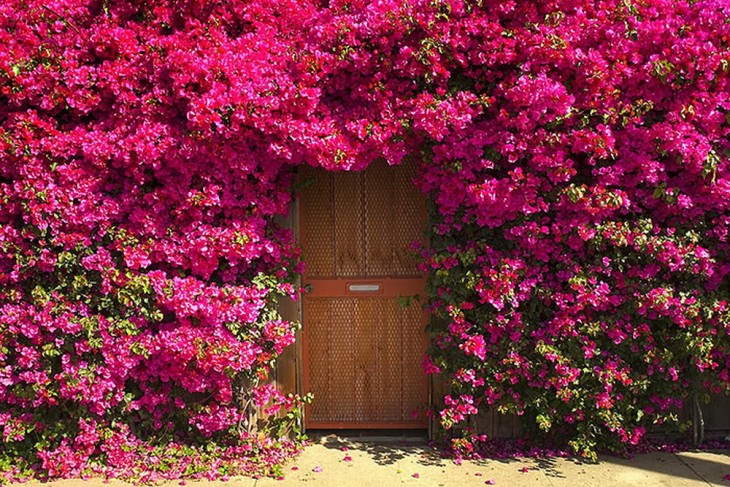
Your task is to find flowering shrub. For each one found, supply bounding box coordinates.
[406,0,730,459]
[1,0,729,477]
[0,0,310,479]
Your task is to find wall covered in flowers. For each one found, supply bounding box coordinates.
[1,0,728,479]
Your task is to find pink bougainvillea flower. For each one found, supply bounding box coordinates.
[485,480,496,485]
[343,455,353,462]
[519,467,529,473]
[312,466,323,473]
[1,0,729,481]
[412,473,420,478]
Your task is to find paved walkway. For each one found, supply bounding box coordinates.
[255,436,729,486]
[38,435,730,487]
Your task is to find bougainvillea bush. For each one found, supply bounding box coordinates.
[408,0,730,459]
[0,0,311,480]
[1,0,729,479]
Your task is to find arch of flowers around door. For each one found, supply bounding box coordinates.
[1,0,729,479]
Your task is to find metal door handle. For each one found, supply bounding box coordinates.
[347,284,381,292]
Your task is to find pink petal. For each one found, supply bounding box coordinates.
[519,467,529,473]
[485,480,496,485]
[341,446,349,452]
[344,455,353,462]
[412,473,420,478]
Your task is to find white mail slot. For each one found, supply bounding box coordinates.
[348,284,381,292]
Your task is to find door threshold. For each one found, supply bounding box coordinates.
[307,429,428,443]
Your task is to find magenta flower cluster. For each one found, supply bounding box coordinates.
[405,0,730,458]
[0,0,309,479]
[1,0,729,478]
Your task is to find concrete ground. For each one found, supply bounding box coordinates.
[37,435,730,487]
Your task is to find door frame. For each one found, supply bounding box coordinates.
[296,164,430,430]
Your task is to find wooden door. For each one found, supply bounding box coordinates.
[299,159,428,429]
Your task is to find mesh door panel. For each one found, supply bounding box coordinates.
[363,160,394,276]
[299,168,335,278]
[301,159,427,426]
[306,298,331,422]
[334,171,365,277]
[306,297,425,423]
[300,160,425,278]
[401,301,425,420]
[392,157,423,277]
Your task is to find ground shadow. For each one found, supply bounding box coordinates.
[599,448,730,485]
[533,456,568,479]
[310,430,446,467]
[308,431,730,484]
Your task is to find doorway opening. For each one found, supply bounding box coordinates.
[298,159,428,430]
